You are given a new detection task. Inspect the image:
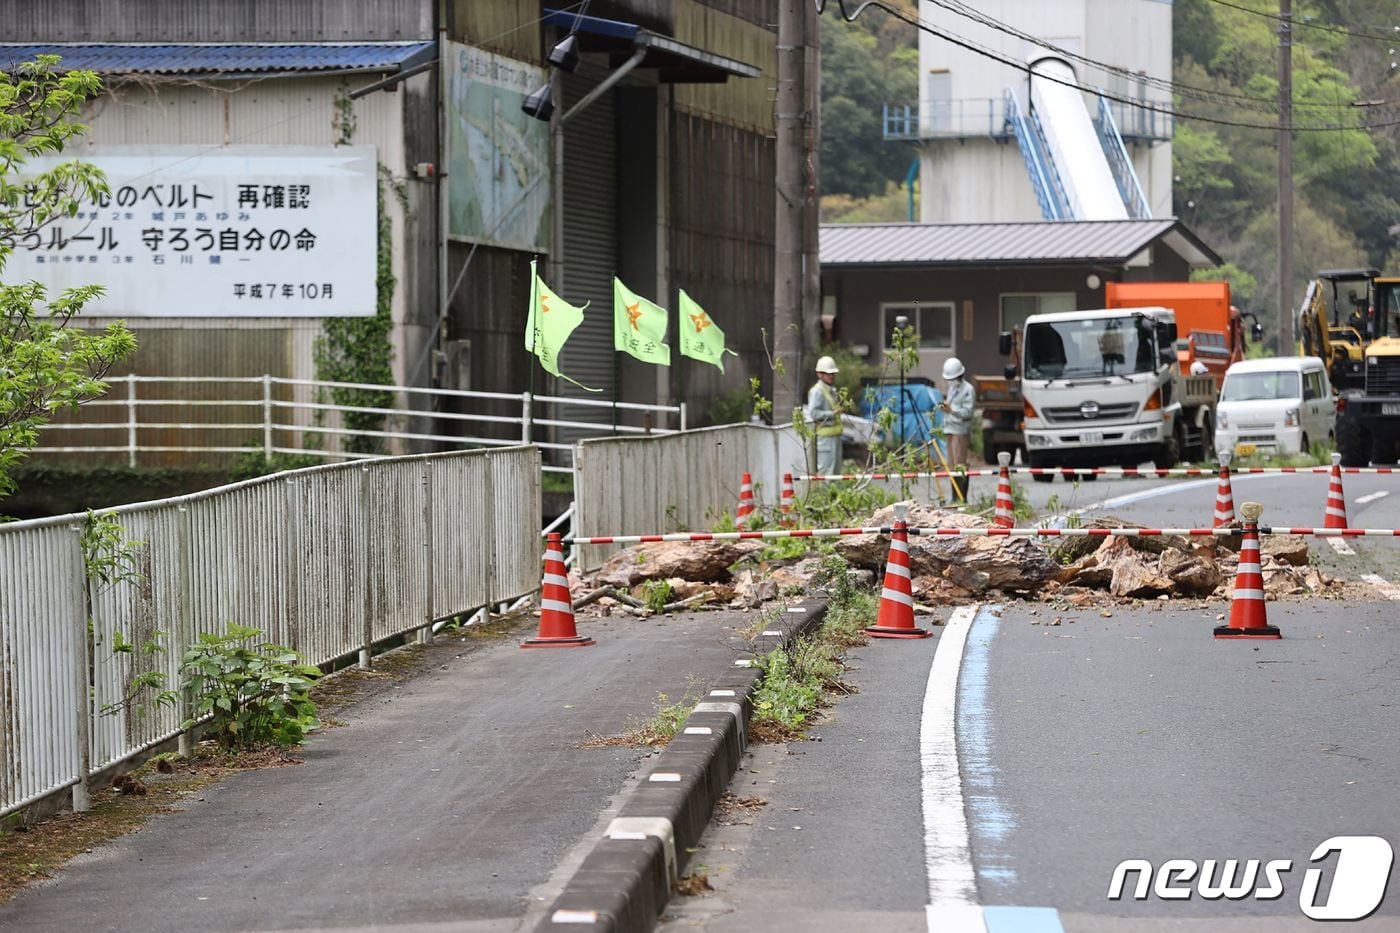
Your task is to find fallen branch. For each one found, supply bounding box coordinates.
[661,593,712,612]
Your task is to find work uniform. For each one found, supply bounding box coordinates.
[942,376,976,470]
[806,379,843,475]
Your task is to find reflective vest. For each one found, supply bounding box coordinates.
[815,381,843,437]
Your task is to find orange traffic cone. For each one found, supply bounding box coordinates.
[1213,453,1235,528]
[781,472,795,527]
[1324,452,1348,529]
[994,451,1015,528]
[736,472,755,528]
[1214,502,1280,639]
[522,533,594,648]
[866,510,931,639]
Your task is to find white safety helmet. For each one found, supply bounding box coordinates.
[815,355,840,374]
[942,357,965,380]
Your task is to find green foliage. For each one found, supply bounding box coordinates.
[181,623,321,750]
[1191,262,1258,309]
[541,471,574,494]
[705,386,750,426]
[639,579,674,612]
[820,179,914,224]
[752,648,822,730]
[313,169,399,454]
[819,2,919,198]
[1172,1,1399,303]
[229,443,322,481]
[81,509,143,587]
[0,57,135,498]
[793,479,897,529]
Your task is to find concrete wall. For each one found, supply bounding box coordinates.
[917,0,1173,222]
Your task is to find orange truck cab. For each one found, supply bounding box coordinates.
[1105,282,1242,389]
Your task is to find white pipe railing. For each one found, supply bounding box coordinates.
[30,374,686,469]
[0,447,541,819]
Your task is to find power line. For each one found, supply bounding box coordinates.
[816,0,1400,131]
[1202,0,1399,43]
[925,0,1382,113]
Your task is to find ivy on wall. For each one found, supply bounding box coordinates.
[313,84,399,454]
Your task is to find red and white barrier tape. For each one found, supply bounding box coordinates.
[566,525,1400,545]
[797,466,1400,481]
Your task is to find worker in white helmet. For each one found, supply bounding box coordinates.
[806,355,844,475]
[939,357,976,488]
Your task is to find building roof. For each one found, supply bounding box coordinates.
[541,8,761,82]
[0,42,437,78]
[820,219,1221,269]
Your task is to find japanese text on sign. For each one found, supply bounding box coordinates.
[3,145,377,317]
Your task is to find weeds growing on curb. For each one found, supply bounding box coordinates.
[749,556,875,741]
[584,679,707,748]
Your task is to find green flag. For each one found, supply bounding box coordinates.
[613,277,671,366]
[678,289,737,373]
[525,261,601,392]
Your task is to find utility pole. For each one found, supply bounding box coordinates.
[1277,0,1294,352]
[773,0,805,420]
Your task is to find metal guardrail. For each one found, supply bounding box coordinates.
[882,97,1172,143]
[0,446,541,818]
[33,375,686,474]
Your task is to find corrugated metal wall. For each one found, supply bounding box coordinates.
[669,113,776,422]
[0,0,431,41]
[674,0,779,132]
[553,72,619,444]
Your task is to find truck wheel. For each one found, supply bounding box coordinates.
[1336,415,1369,467]
[1156,427,1181,468]
[1371,437,1396,466]
[1026,451,1056,483]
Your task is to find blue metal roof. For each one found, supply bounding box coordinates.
[0,42,436,76]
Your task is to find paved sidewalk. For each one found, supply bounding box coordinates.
[0,610,758,932]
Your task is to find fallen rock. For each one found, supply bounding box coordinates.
[596,540,759,587]
[835,514,1058,594]
[1261,534,1309,567]
[1094,536,1174,598]
[731,569,777,608]
[1158,548,1222,597]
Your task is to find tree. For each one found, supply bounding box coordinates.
[0,56,135,498]
[819,4,919,199]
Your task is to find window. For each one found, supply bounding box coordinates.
[1303,370,1325,401]
[884,303,953,350]
[1000,292,1076,336]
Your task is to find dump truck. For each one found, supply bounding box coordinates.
[1298,268,1400,465]
[1007,306,1218,477]
[1105,281,1253,389]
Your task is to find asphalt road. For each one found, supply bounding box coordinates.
[0,611,763,933]
[662,471,1400,932]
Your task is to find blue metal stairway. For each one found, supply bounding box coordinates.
[1004,89,1073,221]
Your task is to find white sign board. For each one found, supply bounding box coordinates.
[3,145,378,317]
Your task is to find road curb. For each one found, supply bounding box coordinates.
[536,596,831,932]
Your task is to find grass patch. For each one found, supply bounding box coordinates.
[971,477,1036,521]
[583,680,706,748]
[748,556,873,741]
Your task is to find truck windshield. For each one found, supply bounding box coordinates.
[1221,371,1301,401]
[1023,316,1156,379]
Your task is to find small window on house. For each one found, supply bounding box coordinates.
[884,303,954,350]
[1000,293,1076,336]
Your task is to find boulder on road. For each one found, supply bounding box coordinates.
[595,540,759,588]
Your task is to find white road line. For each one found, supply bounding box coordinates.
[922,605,986,933]
[1361,573,1400,601]
[1356,491,1390,505]
[1328,537,1358,556]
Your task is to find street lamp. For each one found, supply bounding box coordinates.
[895,314,909,448]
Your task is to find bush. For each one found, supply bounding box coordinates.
[181,624,321,750]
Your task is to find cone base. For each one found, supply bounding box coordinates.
[521,635,596,648]
[1213,625,1281,639]
[865,624,932,639]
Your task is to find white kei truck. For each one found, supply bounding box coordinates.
[1003,306,1219,481]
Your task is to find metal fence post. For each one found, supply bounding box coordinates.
[521,391,533,445]
[359,464,373,670]
[177,505,195,759]
[284,475,303,661]
[679,402,688,433]
[262,374,273,462]
[70,522,91,812]
[420,462,434,645]
[126,374,138,469]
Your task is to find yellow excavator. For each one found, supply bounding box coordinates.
[1298,268,1400,464]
